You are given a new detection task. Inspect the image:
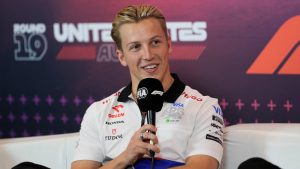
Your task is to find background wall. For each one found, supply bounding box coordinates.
[1,0,299,138]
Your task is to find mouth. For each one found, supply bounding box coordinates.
[142,64,159,73]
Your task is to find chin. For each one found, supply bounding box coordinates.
[145,74,161,80]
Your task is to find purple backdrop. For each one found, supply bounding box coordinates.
[1,0,300,138]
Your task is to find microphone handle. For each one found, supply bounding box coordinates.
[147,110,155,158]
[147,110,155,126]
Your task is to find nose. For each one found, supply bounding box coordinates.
[142,45,154,60]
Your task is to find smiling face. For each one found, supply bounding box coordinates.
[116,17,173,95]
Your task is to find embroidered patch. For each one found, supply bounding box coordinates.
[161,103,184,123]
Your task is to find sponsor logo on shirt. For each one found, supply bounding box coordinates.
[211,123,222,129]
[112,104,124,112]
[212,105,223,117]
[105,128,123,141]
[105,120,125,125]
[212,115,224,125]
[173,102,184,107]
[212,130,223,137]
[181,91,203,102]
[108,104,125,118]
[206,134,222,145]
[162,103,184,123]
[112,128,117,135]
[108,113,124,118]
[105,134,123,141]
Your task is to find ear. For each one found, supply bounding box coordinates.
[116,49,127,67]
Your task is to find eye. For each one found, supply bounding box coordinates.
[151,39,161,46]
[129,43,141,51]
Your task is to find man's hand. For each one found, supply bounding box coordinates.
[120,124,160,165]
[71,124,160,169]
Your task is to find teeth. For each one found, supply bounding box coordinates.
[144,65,157,69]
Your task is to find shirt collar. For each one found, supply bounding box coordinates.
[117,73,185,103]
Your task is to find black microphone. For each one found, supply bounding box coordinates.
[136,78,164,159]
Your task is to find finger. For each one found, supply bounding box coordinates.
[139,124,157,133]
[132,144,151,155]
[139,132,144,141]
[140,142,160,154]
[134,141,160,154]
[131,141,155,155]
[140,132,158,144]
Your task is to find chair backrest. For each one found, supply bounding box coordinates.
[0,133,79,169]
[1,124,300,169]
[221,123,300,169]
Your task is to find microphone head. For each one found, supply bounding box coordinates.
[136,78,164,112]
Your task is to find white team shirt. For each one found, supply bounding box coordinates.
[73,74,224,165]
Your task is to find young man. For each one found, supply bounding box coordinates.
[72,4,224,169]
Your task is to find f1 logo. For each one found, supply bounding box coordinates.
[247,15,300,75]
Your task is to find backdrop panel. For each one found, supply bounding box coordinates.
[1,0,300,138]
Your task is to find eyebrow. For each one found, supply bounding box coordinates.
[125,35,163,48]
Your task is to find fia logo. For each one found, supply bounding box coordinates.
[137,87,148,99]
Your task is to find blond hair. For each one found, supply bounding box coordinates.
[111,4,168,50]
